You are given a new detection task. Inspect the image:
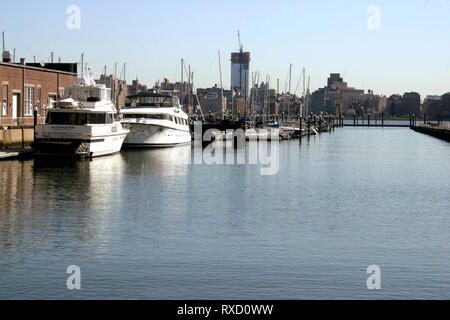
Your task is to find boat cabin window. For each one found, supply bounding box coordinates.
[123,114,172,120]
[46,112,113,125]
[125,95,177,108]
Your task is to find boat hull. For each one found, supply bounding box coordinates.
[123,123,191,148]
[32,132,128,158]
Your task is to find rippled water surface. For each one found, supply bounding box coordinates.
[0,127,449,299]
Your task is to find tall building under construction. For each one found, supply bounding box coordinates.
[230,51,250,98]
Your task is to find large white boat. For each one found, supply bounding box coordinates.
[33,69,129,158]
[121,92,191,147]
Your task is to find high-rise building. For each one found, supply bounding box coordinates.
[230,51,250,98]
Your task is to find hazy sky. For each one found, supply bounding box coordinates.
[1,0,449,97]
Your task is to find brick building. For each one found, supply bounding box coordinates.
[423,94,450,119]
[196,85,226,115]
[311,73,365,115]
[1,60,77,126]
[386,92,421,116]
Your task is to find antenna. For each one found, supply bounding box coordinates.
[2,31,5,52]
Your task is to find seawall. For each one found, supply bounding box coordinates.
[411,125,450,142]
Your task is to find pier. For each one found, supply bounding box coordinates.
[0,148,33,160]
[411,124,450,142]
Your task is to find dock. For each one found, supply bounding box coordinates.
[0,148,33,160]
[411,124,450,142]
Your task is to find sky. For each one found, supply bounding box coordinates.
[1,0,450,98]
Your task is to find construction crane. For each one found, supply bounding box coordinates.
[238,30,243,53]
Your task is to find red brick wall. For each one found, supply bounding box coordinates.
[1,64,77,126]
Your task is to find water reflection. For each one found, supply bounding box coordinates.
[0,145,192,262]
[121,144,191,176]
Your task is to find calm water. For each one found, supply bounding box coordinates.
[0,128,449,299]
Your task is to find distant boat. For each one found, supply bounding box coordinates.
[33,67,129,157]
[121,92,191,147]
[265,120,280,128]
[245,128,281,141]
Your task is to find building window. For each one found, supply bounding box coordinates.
[36,87,41,115]
[24,86,34,116]
[2,85,7,116]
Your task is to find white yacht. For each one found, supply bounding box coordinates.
[33,69,129,157]
[120,92,191,147]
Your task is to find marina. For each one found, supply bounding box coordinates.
[1,0,450,305]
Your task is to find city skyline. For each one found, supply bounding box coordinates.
[1,0,450,98]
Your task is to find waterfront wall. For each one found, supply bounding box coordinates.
[411,125,450,142]
[0,127,34,149]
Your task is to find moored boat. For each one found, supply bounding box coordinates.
[32,67,129,157]
[120,92,191,148]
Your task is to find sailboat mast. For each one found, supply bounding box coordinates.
[218,50,224,115]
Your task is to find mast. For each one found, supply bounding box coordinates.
[302,68,306,97]
[218,50,224,115]
[81,53,84,77]
[305,75,310,116]
[181,58,184,83]
[188,65,191,110]
[288,64,292,94]
[113,62,118,108]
